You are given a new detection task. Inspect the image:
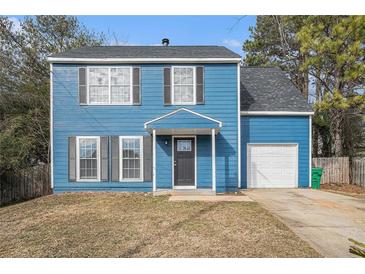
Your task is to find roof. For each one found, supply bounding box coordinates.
[48,46,241,61]
[240,67,313,112]
[144,108,222,135]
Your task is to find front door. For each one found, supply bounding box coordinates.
[174,137,195,187]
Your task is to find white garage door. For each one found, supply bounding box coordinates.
[247,144,298,188]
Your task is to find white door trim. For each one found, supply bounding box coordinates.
[246,143,299,188]
[172,135,197,190]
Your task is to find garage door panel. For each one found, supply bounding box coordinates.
[247,144,298,188]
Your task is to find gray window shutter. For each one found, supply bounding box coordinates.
[196,66,204,104]
[132,67,141,105]
[100,136,109,181]
[143,135,153,182]
[111,136,119,182]
[163,67,171,105]
[68,136,76,182]
[79,67,87,105]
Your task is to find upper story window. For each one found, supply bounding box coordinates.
[87,67,132,105]
[172,67,196,105]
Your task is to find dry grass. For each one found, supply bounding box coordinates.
[0,193,320,258]
[321,183,365,198]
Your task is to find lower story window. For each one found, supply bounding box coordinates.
[120,136,143,181]
[77,136,100,181]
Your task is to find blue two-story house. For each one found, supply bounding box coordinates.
[48,39,313,193]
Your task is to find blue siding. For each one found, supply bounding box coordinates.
[197,135,212,188]
[156,136,172,189]
[53,63,238,192]
[241,116,310,188]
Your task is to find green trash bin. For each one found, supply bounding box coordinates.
[311,167,323,189]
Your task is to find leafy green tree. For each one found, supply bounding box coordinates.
[243,16,309,98]
[297,16,365,156]
[0,16,105,172]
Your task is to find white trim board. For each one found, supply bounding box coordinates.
[172,136,197,190]
[47,57,242,64]
[309,116,312,188]
[241,111,314,116]
[152,130,156,191]
[144,108,223,128]
[212,129,216,192]
[237,63,241,189]
[50,63,54,188]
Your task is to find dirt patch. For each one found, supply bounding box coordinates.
[321,183,365,198]
[0,192,320,258]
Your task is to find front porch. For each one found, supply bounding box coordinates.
[144,108,222,193]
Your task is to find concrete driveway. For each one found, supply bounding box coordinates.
[245,189,365,257]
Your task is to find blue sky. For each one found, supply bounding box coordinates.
[12,15,256,55]
[77,16,256,55]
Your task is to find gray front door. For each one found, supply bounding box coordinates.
[174,138,195,187]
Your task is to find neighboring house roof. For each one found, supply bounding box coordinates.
[48,46,241,60]
[240,67,313,112]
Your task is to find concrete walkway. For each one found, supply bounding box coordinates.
[245,189,365,257]
[169,195,253,202]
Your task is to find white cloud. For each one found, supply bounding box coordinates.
[222,39,241,48]
[8,17,21,33]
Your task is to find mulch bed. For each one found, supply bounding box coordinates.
[320,183,365,197]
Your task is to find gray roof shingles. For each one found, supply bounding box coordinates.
[49,46,241,59]
[240,67,313,112]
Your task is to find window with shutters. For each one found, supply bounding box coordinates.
[87,67,133,105]
[119,136,143,181]
[76,136,100,181]
[172,66,196,105]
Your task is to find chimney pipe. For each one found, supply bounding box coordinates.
[162,38,169,47]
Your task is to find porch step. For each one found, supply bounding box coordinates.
[153,189,216,196]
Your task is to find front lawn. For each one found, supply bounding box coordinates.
[0,193,319,257]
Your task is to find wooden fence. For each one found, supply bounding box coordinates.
[351,158,365,187]
[312,157,350,184]
[0,164,52,206]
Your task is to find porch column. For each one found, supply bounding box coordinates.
[152,129,156,192]
[212,128,216,192]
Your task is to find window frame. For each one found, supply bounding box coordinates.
[119,136,144,182]
[171,66,196,105]
[76,136,101,182]
[86,66,133,105]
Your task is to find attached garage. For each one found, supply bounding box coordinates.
[247,144,298,188]
[240,67,314,189]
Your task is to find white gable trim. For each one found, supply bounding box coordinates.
[47,57,242,64]
[241,111,314,116]
[144,108,223,128]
